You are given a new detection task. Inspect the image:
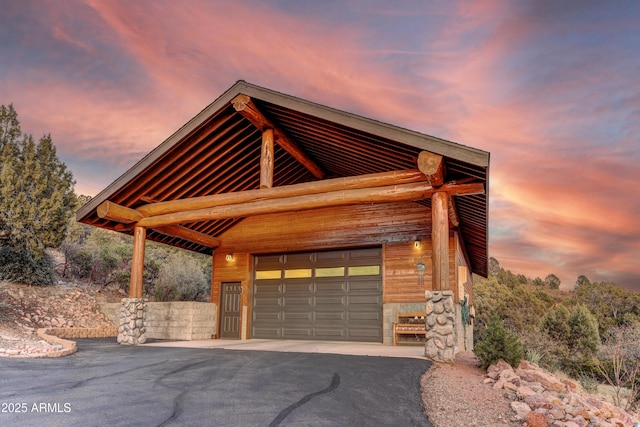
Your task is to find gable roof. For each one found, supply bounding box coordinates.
[77,80,490,276]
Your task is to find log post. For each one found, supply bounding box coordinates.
[261,128,274,188]
[432,191,449,291]
[129,226,146,298]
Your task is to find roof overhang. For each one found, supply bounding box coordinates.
[77,80,490,276]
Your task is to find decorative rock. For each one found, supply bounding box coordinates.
[525,410,548,427]
[524,394,552,410]
[425,300,434,315]
[510,401,532,421]
[425,340,438,358]
[436,314,447,325]
[431,292,443,303]
[433,302,444,314]
[443,297,454,313]
[517,368,565,392]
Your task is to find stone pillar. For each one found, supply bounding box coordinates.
[117,298,147,345]
[424,290,456,363]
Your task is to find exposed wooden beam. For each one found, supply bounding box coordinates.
[101,179,483,227]
[112,223,220,249]
[137,182,434,228]
[417,151,445,187]
[448,197,460,228]
[136,169,428,217]
[231,94,325,179]
[155,225,221,248]
[260,128,274,189]
[97,201,143,223]
[432,191,449,291]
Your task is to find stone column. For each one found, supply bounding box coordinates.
[424,290,456,363]
[117,298,147,345]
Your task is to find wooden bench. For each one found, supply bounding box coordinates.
[393,312,427,345]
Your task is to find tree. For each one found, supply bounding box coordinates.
[575,275,591,288]
[595,324,640,412]
[488,257,500,276]
[0,104,75,256]
[474,316,524,369]
[544,273,561,289]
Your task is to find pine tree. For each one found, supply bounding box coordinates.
[0,104,76,256]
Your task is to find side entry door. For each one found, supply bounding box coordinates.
[220,282,242,339]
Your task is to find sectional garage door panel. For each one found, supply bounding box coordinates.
[252,248,382,342]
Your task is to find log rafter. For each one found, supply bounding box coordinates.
[231,94,325,179]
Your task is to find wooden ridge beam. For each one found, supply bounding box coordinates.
[231,94,325,179]
[136,169,428,217]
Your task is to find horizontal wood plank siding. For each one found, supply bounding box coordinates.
[384,242,431,303]
[211,251,251,338]
[214,202,431,253]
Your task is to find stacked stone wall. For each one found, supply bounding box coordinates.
[424,290,456,363]
[117,298,147,345]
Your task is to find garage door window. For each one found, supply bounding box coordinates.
[348,265,380,276]
[255,270,282,280]
[315,267,345,277]
[284,269,313,279]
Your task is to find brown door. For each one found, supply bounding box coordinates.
[252,248,382,342]
[220,282,242,339]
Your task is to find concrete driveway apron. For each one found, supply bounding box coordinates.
[0,339,433,426]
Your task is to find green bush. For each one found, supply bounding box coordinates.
[474,316,524,370]
[0,247,54,286]
[152,254,209,302]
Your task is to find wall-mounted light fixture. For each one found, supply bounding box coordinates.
[414,240,421,249]
[225,253,234,262]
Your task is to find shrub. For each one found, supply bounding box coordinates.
[0,247,54,286]
[152,254,209,302]
[474,316,524,370]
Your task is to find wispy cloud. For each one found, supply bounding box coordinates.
[1,0,638,290]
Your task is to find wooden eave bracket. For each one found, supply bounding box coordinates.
[231,94,325,179]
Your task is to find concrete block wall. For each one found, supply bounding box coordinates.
[99,301,217,341]
[382,302,425,345]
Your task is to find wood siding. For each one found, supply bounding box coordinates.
[211,251,251,339]
[211,201,465,337]
[212,202,431,253]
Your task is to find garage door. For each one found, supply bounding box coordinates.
[252,247,382,342]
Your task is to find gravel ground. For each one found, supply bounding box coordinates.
[421,352,521,427]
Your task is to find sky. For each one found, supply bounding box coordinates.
[1,0,638,292]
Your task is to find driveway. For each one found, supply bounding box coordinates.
[0,339,433,426]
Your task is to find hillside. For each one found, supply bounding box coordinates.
[0,280,121,356]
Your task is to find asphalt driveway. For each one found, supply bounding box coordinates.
[0,339,433,426]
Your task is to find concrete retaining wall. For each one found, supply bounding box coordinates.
[100,301,217,341]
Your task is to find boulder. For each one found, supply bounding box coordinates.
[510,401,532,421]
[525,410,548,427]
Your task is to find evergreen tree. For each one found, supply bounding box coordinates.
[0,104,76,256]
[474,316,524,369]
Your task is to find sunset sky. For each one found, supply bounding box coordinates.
[1,1,638,291]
